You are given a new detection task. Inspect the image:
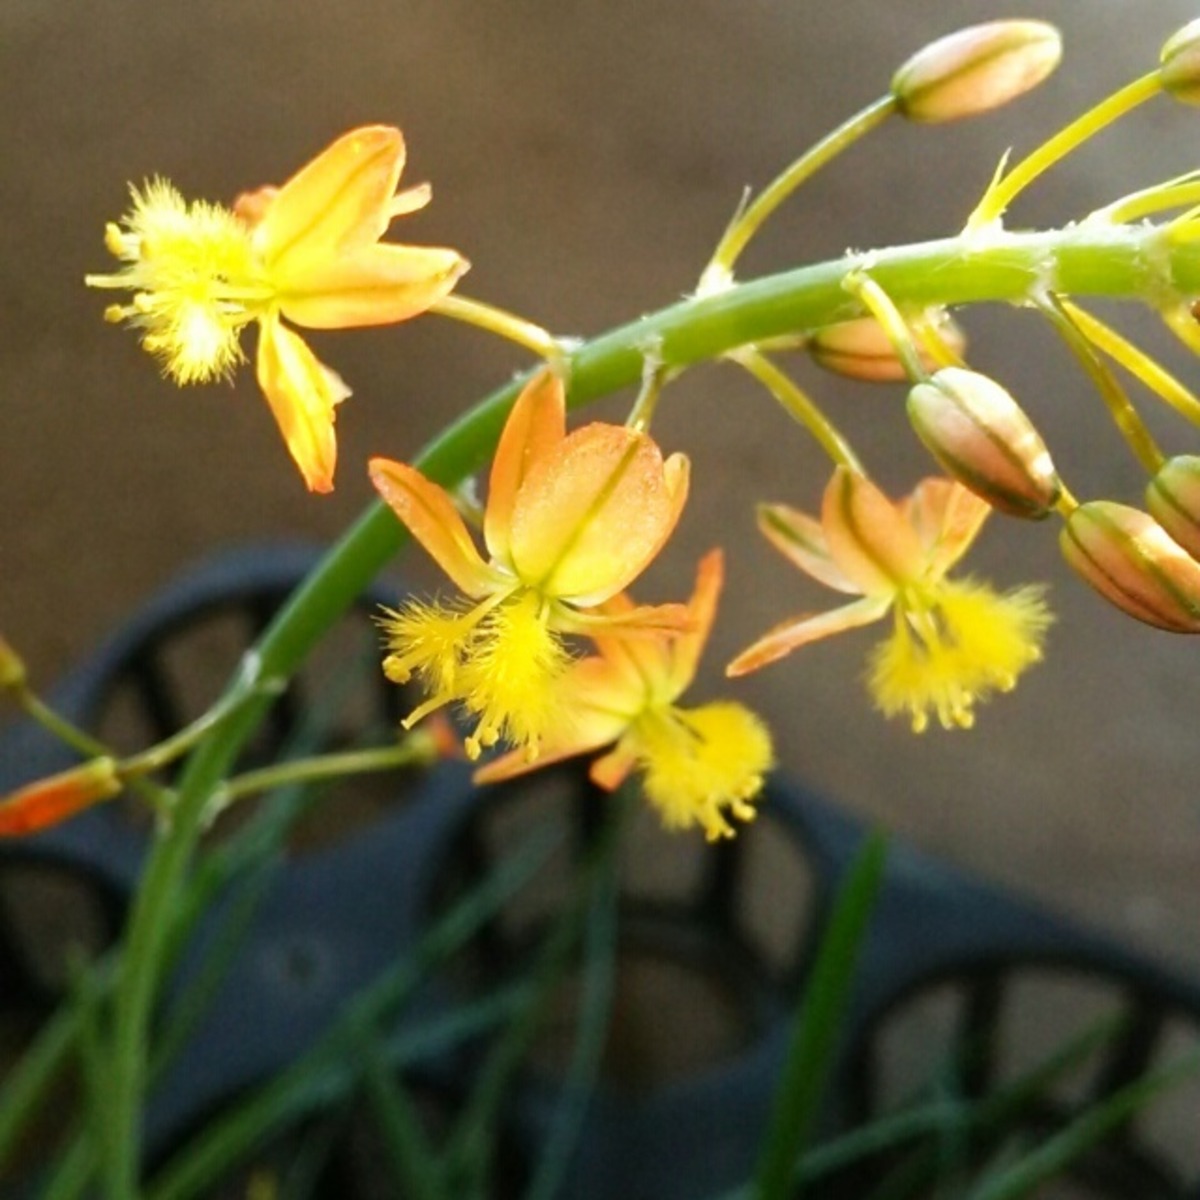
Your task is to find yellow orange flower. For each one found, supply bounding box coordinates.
[370,369,691,759]
[87,126,469,492]
[728,467,1051,731]
[476,550,773,841]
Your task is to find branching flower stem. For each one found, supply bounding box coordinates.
[102,216,1200,1197]
[703,95,897,284]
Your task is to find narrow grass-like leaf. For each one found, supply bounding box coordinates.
[753,830,888,1200]
[523,828,620,1200]
[146,825,559,1200]
[964,1048,1200,1200]
[348,1014,447,1200]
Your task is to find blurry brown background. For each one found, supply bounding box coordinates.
[1,1,1198,972]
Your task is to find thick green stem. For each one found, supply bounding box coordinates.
[101,217,1200,1194]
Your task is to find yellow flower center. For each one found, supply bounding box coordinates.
[630,701,773,841]
[381,589,574,760]
[86,180,271,384]
[871,579,1051,731]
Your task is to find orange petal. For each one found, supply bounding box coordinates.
[665,549,724,696]
[726,595,890,676]
[254,126,408,267]
[256,319,349,493]
[509,425,689,603]
[275,243,469,329]
[821,467,923,595]
[903,477,990,578]
[561,600,693,639]
[589,741,639,792]
[484,370,566,566]
[368,457,497,596]
[757,503,859,594]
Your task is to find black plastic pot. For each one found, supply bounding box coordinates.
[0,547,1197,1198]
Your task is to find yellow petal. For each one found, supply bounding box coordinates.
[255,319,349,493]
[725,595,891,676]
[822,467,924,595]
[254,126,408,268]
[509,425,689,603]
[275,243,469,329]
[368,457,498,596]
[484,370,566,566]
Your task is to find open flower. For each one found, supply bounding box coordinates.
[370,370,691,760]
[475,550,773,841]
[728,467,1051,731]
[87,125,469,492]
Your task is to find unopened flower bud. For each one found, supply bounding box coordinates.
[809,311,965,382]
[1160,19,1200,105]
[0,758,122,837]
[1060,501,1200,632]
[1145,455,1200,561]
[906,367,1059,518]
[892,20,1062,123]
[0,636,26,691]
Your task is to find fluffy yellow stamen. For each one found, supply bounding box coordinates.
[380,590,573,761]
[870,579,1051,731]
[85,180,264,384]
[458,592,574,759]
[633,702,774,841]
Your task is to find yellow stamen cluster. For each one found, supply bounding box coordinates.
[381,590,574,759]
[871,580,1051,731]
[90,181,264,384]
[631,702,773,841]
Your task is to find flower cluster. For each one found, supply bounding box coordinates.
[371,371,772,839]
[23,14,1197,848]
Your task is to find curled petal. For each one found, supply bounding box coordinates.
[726,595,891,676]
[368,458,499,596]
[254,126,408,267]
[509,425,689,603]
[822,468,924,595]
[757,503,858,593]
[275,243,469,329]
[485,370,566,566]
[256,319,349,493]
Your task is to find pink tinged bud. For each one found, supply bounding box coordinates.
[0,637,26,690]
[1060,501,1200,633]
[906,367,1060,519]
[809,311,965,382]
[892,20,1062,123]
[0,758,123,837]
[1146,455,1200,560]
[1161,19,1200,105]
